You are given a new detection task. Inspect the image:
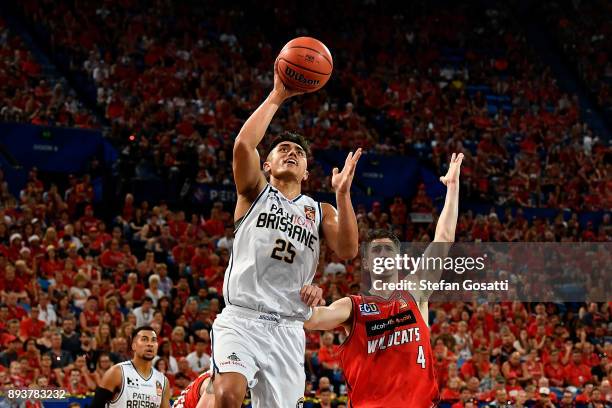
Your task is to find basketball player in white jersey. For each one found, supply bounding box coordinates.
[91,326,171,408]
[211,62,362,408]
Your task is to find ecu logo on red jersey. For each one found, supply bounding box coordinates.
[359,303,380,316]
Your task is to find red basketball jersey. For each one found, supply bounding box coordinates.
[173,372,211,408]
[339,292,438,408]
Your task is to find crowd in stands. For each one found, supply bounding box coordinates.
[0,0,610,406]
[0,17,96,128]
[543,0,611,116]
[0,167,610,406]
[9,0,610,211]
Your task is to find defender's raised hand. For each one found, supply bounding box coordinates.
[439,152,464,186]
[331,148,362,194]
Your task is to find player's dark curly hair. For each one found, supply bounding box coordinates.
[267,131,311,157]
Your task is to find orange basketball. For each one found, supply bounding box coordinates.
[276,37,333,93]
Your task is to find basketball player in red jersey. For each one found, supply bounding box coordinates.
[305,153,463,408]
[174,372,215,408]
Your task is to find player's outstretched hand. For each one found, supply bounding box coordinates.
[300,285,326,307]
[331,148,362,194]
[272,60,304,101]
[439,152,464,186]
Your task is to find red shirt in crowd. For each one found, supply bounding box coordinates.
[100,249,126,269]
[318,343,341,370]
[19,317,45,340]
[119,283,145,303]
[172,244,195,265]
[0,276,25,293]
[564,361,592,387]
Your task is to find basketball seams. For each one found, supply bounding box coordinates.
[282,45,333,68]
[278,57,332,76]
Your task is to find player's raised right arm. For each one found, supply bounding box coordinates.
[233,63,303,198]
[304,297,353,331]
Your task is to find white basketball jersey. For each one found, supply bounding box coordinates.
[108,361,166,408]
[224,184,322,319]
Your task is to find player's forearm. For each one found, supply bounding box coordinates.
[335,191,359,259]
[304,298,352,330]
[235,91,284,150]
[434,183,459,242]
[304,308,344,330]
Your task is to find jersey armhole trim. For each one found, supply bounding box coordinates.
[317,202,323,238]
[109,364,125,404]
[338,295,358,349]
[234,184,269,233]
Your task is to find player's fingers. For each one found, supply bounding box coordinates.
[318,298,326,306]
[456,153,464,165]
[332,167,339,177]
[451,152,456,162]
[306,289,317,306]
[348,151,355,162]
[352,148,363,163]
[308,286,321,306]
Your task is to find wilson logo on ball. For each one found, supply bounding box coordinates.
[284,66,320,86]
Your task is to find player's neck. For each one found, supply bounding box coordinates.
[131,358,153,378]
[368,288,395,299]
[270,177,301,200]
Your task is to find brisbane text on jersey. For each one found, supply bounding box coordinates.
[255,202,318,250]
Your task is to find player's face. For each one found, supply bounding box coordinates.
[366,238,399,279]
[265,142,308,182]
[132,330,158,361]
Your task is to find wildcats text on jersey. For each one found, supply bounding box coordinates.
[364,309,421,354]
[255,202,318,250]
[367,327,421,354]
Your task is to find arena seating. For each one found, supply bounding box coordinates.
[543,0,611,116]
[0,0,610,407]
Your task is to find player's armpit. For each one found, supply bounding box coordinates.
[304,296,353,331]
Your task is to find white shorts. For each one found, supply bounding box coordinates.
[211,305,306,408]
